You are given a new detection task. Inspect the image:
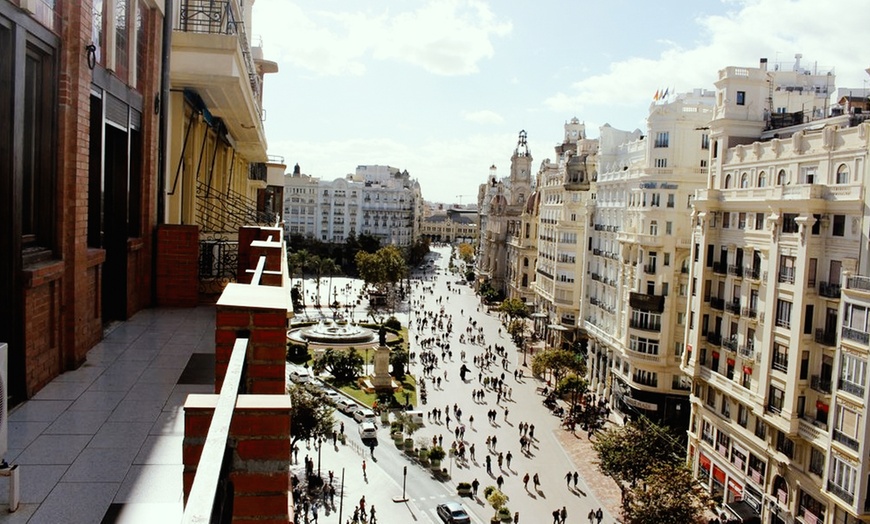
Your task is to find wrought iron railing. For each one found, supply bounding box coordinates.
[195,180,274,233]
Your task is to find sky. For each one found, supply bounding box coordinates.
[252,0,870,205]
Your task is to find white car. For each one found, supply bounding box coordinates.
[335,398,357,414]
[358,421,377,439]
[352,408,376,424]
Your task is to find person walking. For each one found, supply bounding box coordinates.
[565,471,572,486]
[573,471,579,489]
[472,478,480,496]
[560,506,567,524]
[496,475,504,491]
[552,509,560,524]
[522,473,530,490]
[513,511,520,524]
[533,473,540,490]
[369,505,376,523]
[587,509,595,523]
[506,451,513,469]
[595,507,603,523]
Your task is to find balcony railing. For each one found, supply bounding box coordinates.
[842,326,870,345]
[745,266,761,280]
[728,265,744,277]
[741,307,757,319]
[814,328,837,347]
[837,378,865,397]
[811,375,832,394]
[738,345,755,359]
[827,481,855,505]
[846,275,870,292]
[832,430,860,452]
[710,297,725,310]
[818,281,842,299]
[177,0,263,113]
[722,337,738,351]
[725,301,741,315]
[712,262,727,275]
[629,318,662,332]
[643,264,656,275]
[778,267,795,284]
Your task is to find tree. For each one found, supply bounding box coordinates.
[531,348,584,383]
[506,319,526,346]
[498,298,529,322]
[393,411,421,440]
[592,418,683,487]
[457,243,475,264]
[288,384,335,448]
[390,348,409,378]
[289,249,314,306]
[621,463,710,524]
[486,488,509,521]
[355,245,408,314]
[557,373,588,412]
[310,256,340,309]
[407,237,431,267]
[312,347,364,383]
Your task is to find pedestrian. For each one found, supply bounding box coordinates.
[565,471,572,486]
[497,475,504,490]
[573,471,579,488]
[595,507,603,523]
[523,472,530,489]
[533,473,540,490]
[506,451,513,468]
[369,505,376,523]
[552,509,560,524]
[587,509,595,524]
[362,460,366,477]
[560,506,567,524]
[472,478,480,496]
[514,511,520,524]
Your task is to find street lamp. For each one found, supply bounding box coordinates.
[316,436,324,477]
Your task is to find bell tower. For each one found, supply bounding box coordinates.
[510,130,532,184]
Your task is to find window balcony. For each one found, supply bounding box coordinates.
[846,275,870,292]
[832,430,860,451]
[741,307,757,319]
[818,281,842,299]
[738,344,754,359]
[811,375,832,394]
[838,378,865,398]
[745,266,761,280]
[778,268,795,284]
[629,292,665,313]
[712,262,727,275]
[842,326,870,345]
[629,318,662,332]
[722,337,738,351]
[814,328,837,347]
[643,264,656,275]
[172,0,271,161]
[826,481,855,505]
[725,300,741,315]
[728,265,744,277]
[710,297,725,311]
[706,332,722,345]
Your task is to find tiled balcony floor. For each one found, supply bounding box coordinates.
[0,307,216,524]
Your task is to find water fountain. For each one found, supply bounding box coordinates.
[287,318,378,346]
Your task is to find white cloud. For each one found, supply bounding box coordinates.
[253,0,512,76]
[543,0,870,114]
[462,109,505,124]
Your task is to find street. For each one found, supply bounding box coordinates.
[294,245,615,524]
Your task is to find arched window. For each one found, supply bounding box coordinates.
[740,173,749,188]
[758,171,767,187]
[836,164,850,184]
[777,169,787,185]
[523,257,529,267]
[724,174,732,188]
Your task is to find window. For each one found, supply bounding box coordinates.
[737,405,749,427]
[722,212,731,228]
[665,221,672,235]
[724,174,732,189]
[840,353,867,395]
[776,299,792,328]
[772,343,788,372]
[706,386,716,408]
[809,448,825,476]
[834,404,861,441]
[829,456,857,499]
[701,134,710,150]
[811,214,821,235]
[738,213,746,229]
[782,213,799,233]
[654,132,669,148]
[663,253,670,266]
[649,220,658,235]
[654,158,667,168]
[666,194,674,208]
[768,385,785,413]
[779,255,796,283]
[777,169,787,185]
[836,164,850,184]
[832,215,845,237]
[775,430,794,458]
[758,171,767,187]
[721,396,731,418]
[736,91,746,105]
[755,212,764,230]
[740,173,749,188]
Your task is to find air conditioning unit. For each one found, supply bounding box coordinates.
[0,343,7,460]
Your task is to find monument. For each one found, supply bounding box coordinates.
[370,325,394,391]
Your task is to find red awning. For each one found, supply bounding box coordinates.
[743,366,753,375]
[728,478,743,496]
[727,358,736,366]
[816,401,829,412]
[713,465,726,484]
[699,453,711,470]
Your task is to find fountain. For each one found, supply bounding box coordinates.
[287,318,378,346]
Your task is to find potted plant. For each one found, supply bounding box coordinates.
[418,448,430,466]
[497,507,512,522]
[456,482,473,497]
[428,446,445,468]
[486,488,509,524]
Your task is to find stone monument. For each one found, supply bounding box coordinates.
[370,325,394,391]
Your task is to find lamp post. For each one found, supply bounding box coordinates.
[316,436,324,477]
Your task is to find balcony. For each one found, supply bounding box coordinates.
[629,318,662,332]
[826,481,855,505]
[838,378,865,398]
[643,264,657,275]
[814,328,837,347]
[172,0,270,161]
[741,307,757,319]
[728,265,744,277]
[725,300,741,315]
[629,292,665,313]
[710,297,725,311]
[818,281,842,299]
[832,430,860,452]
[706,332,722,345]
[745,266,761,280]
[738,344,755,359]
[722,337,738,352]
[778,268,795,284]
[846,275,870,292]
[811,375,832,394]
[842,326,870,345]
[712,262,727,275]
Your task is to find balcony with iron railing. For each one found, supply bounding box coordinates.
[814,328,837,347]
[629,318,662,332]
[728,265,744,277]
[832,430,860,452]
[738,344,755,360]
[818,281,842,299]
[710,297,725,311]
[725,300,741,315]
[811,375,832,394]
[712,262,727,275]
[721,337,738,352]
[741,307,757,319]
[778,267,795,284]
[842,326,870,345]
[172,0,269,160]
[706,332,722,346]
[846,275,870,292]
[744,266,761,280]
[838,378,865,398]
[827,481,855,505]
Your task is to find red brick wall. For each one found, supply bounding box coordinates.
[22,261,64,397]
[156,224,200,307]
[214,308,287,395]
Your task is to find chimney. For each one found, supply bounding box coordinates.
[759,58,768,71]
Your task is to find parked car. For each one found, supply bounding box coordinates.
[358,421,377,439]
[436,501,471,524]
[352,408,376,424]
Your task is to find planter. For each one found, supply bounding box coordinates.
[380,412,390,424]
[457,485,473,497]
[404,438,414,449]
[430,459,441,469]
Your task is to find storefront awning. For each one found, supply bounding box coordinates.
[724,500,760,524]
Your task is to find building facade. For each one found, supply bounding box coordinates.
[684,58,870,524]
[585,90,714,428]
[0,0,165,402]
[283,164,421,246]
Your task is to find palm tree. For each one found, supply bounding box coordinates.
[290,249,313,306]
[322,258,341,314]
[312,256,340,310]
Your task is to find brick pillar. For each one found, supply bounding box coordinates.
[155,224,199,307]
[215,293,287,394]
[237,226,284,286]
[183,395,294,523]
